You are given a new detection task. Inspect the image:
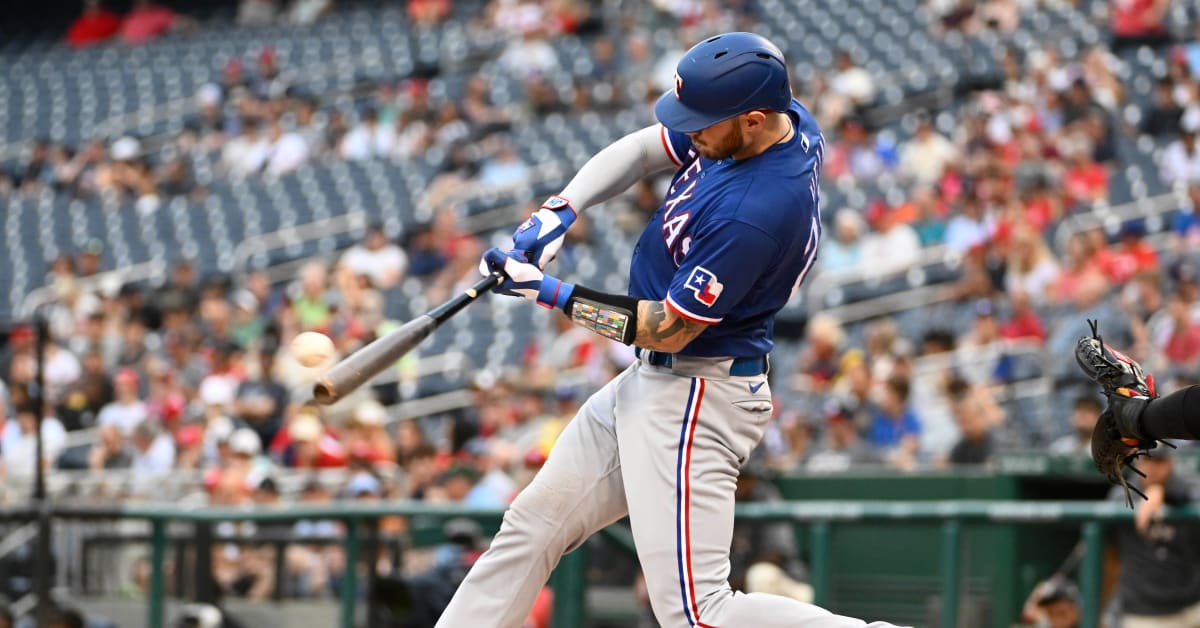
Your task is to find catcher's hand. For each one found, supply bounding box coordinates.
[1075,319,1168,507]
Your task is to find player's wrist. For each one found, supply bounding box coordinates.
[535,274,574,310]
[541,195,577,224]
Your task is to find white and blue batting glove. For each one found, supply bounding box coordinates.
[479,247,574,310]
[510,196,576,269]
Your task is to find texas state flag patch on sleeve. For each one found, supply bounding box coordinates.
[686,266,724,307]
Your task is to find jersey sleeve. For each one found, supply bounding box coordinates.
[665,220,780,324]
[660,125,692,168]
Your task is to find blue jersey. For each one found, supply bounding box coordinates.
[629,99,824,358]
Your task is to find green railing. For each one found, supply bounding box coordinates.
[19,500,1200,628]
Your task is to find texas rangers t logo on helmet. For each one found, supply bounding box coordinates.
[674,72,683,100]
[686,266,723,307]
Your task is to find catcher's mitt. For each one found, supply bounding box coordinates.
[1075,320,1168,506]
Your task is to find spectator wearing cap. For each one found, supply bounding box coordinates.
[1102,221,1159,285]
[1021,577,1081,628]
[343,400,396,466]
[1048,395,1103,457]
[1109,446,1200,626]
[339,223,408,290]
[278,412,347,469]
[97,369,148,436]
[173,424,206,469]
[805,402,881,472]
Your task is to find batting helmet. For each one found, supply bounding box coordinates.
[655,32,792,133]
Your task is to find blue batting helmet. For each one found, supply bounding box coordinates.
[655,32,792,133]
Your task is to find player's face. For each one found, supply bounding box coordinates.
[688,117,745,159]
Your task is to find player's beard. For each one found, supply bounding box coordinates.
[694,121,744,160]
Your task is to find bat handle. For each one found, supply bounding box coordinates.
[428,272,504,325]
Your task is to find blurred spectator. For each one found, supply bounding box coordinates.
[88,423,131,470]
[944,194,993,253]
[867,376,921,469]
[899,115,957,184]
[292,261,332,330]
[340,223,407,290]
[1000,290,1047,343]
[1160,288,1200,371]
[824,117,891,181]
[829,50,876,109]
[130,420,175,472]
[1103,222,1159,285]
[805,403,880,472]
[1005,227,1060,305]
[97,369,148,436]
[1,402,67,477]
[409,0,451,25]
[478,141,530,187]
[1109,448,1200,625]
[67,0,121,48]
[236,0,279,27]
[1162,111,1200,186]
[1048,395,1102,456]
[1022,578,1082,628]
[1049,233,1111,309]
[221,118,270,177]
[233,350,287,448]
[264,119,310,176]
[946,378,1000,466]
[343,400,396,466]
[1142,79,1184,137]
[339,107,394,161]
[279,412,347,469]
[819,209,865,273]
[285,0,333,25]
[859,207,921,273]
[120,0,184,45]
[1111,0,1171,51]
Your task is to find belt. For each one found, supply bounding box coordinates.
[635,348,769,377]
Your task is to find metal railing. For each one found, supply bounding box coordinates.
[1,499,1183,628]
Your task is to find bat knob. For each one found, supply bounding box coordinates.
[313,379,338,405]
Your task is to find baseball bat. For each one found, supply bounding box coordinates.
[312,272,503,405]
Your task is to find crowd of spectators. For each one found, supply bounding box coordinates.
[6,0,1200,608]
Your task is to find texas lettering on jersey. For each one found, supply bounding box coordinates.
[662,151,702,265]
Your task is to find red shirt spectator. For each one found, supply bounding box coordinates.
[1101,225,1159,284]
[1112,0,1169,37]
[1063,160,1108,207]
[67,0,121,48]
[120,0,177,45]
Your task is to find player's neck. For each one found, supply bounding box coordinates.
[731,112,793,161]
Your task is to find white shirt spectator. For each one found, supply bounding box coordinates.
[899,128,958,183]
[1005,258,1060,302]
[1,416,66,477]
[340,122,395,161]
[97,400,148,436]
[44,345,82,404]
[341,242,408,289]
[1161,137,1200,187]
[499,37,559,81]
[221,132,270,177]
[266,130,310,176]
[132,433,176,472]
[944,211,994,253]
[831,66,876,105]
[859,222,921,273]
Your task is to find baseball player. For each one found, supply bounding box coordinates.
[437,33,902,627]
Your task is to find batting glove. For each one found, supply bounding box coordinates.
[510,196,576,269]
[479,247,574,310]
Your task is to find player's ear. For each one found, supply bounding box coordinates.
[742,110,767,134]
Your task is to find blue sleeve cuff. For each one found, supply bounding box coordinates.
[536,275,574,310]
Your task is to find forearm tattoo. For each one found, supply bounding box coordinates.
[636,301,705,351]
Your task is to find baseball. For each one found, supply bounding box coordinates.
[291,331,335,367]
